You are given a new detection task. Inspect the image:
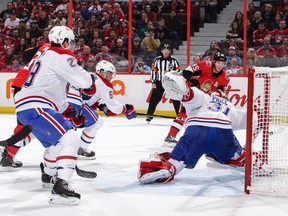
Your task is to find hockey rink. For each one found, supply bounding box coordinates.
[0,114,288,216]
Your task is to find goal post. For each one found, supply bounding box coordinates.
[245,66,288,196]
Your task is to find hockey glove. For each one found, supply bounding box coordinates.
[71,115,85,128]
[82,74,96,100]
[123,104,137,120]
[62,105,77,120]
[98,103,116,117]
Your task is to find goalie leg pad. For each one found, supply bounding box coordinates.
[138,158,176,184]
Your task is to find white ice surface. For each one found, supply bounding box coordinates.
[0,114,288,216]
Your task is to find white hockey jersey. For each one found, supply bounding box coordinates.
[86,73,125,114]
[14,47,93,113]
[183,87,247,130]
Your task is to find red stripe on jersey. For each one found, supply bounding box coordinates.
[44,157,56,163]
[56,155,78,161]
[82,131,95,139]
[37,108,66,134]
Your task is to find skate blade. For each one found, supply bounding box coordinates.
[42,182,54,189]
[139,170,170,184]
[0,166,21,172]
[77,155,96,160]
[49,194,80,205]
[162,141,176,148]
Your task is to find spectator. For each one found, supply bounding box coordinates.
[138,19,155,40]
[0,2,14,20]
[6,56,21,71]
[98,11,111,30]
[205,0,218,23]
[256,36,276,57]
[262,3,276,31]
[13,37,27,56]
[73,21,85,37]
[54,0,69,15]
[177,0,187,13]
[73,0,82,12]
[247,3,256,22]
[137,0,150,12]
[89,0,102,20]
[225,46,242,68]
[132,57,152,73]
[231,11,243,27]
[85,15,99,30]
[155,17,172,46]
[23,30,33,47]
[144,4,157,22]
[0,18,11,35]
[72,11,83,29]
[276,36,288,57]
[109,3,126,20]
[225,57,243,75]
[246,19,255,46]
[226,21,242,41]
[246,47,261,68]
[37,10,49,31]
[251,11,263,30]
[10,27,21,47]
[104,18,122,38]
[132,36,146,61]
[135,12,149,31]
[77,45,94,67]
[271,12,283,30]
[26,12,36,29]
[80,2,93,23]
[270,19,288,45]
[222,38,242,57]
[29,20,42,39]
[0,36,14,55]
[52,10,67,26]
[201,40,221,60]
[0,47,14,66]
[259,47,281,67]
[141,27,161,65]
[110,37,128,60]
[95,45,116,64]
[13,0,25,16]
[165,10,182,50]
[74,37,86,57]
[4,10,20,29]
[132,5,142,22]
[18,19,27,38]
[253,22,270,46]
[91,37,103,55]
[170,0,180,12]
[151,0,170,16]
[83,57,96,72]
[103,28,118,49]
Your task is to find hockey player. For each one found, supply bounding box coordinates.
[14,26,95,205]
[66,60,137,160]
[138,72,271,184]
[0,43,51,171]
[163,51,230,147]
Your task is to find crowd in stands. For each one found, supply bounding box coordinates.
[199,0,288,75]
[0,0,287,73]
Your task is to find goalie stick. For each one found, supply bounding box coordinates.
[0,124,32,147]
[75,165,97,178]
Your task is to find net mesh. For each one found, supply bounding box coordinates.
[248,67,288,195]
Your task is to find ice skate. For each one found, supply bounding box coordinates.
[77,147,96,160]
[49,178,80,205]
[40,162,56,188]
[162,135,177,148]
[146,116,153,123]
[0,148,22,172]
[139,169,172,184]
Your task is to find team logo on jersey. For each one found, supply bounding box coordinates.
[206,61,212,67]
[200,80,213,94]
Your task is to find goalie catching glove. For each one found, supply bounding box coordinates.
[138,152,175,184]
[162,71,189,101]
[62,105,85,128]
[122,104,137,120]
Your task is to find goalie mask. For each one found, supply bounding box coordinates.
[48,26,75,50]
[95,60,117,81]
[162,71,188,101]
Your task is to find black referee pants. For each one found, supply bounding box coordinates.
[147,81,180,116]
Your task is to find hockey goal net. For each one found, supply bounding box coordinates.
[245,66,288,196]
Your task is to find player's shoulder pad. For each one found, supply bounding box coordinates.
[94,73,113,89]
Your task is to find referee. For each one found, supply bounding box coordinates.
[146,43,182,123]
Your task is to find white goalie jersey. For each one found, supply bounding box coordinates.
[183,87,247,131]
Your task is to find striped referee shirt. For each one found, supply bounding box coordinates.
[151,55,182,83]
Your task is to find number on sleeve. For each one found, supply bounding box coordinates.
[24,61,42,87]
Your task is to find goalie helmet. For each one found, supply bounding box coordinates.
[48,26,75,49]
[95,60,117,79]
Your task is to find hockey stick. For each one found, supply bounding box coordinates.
[136,112,176,119]
[0,124,32,147]
[75,165,97,178]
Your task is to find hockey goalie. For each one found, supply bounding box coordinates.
[138,72,273,184]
